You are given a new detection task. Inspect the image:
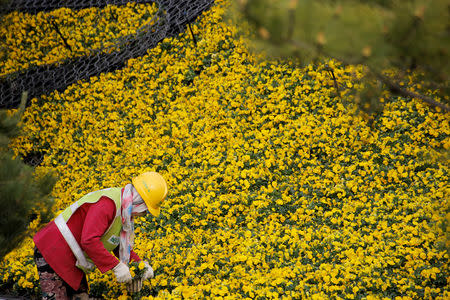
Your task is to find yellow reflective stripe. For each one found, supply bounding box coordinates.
[60,208,72,222]
[57,188,122,254]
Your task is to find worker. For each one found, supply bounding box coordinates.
[33,171,168,300]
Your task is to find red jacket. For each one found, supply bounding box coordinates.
[34,195,141,290]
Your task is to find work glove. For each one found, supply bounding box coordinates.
[143,261,154,280]
[112,262,132,283]
[127,278,143,293]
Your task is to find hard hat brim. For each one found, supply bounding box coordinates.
[147,205,160,217]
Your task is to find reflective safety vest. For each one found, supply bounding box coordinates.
[54,188,122,273]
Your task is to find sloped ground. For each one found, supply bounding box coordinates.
[1,1,449,299]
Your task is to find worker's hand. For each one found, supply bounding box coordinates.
[143,261,154,280]
[112,262,132,283]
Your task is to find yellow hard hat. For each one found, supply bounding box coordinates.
[132,172,168,217]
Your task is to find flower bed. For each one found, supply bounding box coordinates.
[0,2,158,76]
[1,1,449,299]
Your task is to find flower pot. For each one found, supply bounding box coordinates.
[127,278,143,293]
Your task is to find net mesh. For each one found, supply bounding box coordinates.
[1,1,154,13]
[0,0,215,109]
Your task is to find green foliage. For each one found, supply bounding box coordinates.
[233,0,449,113]
[0,98,24,150]
[0,93,56,260]
[387,1,449,79]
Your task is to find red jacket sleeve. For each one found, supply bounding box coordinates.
[130,250,141,262]
[80,197,120,273]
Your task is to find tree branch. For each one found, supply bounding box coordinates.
[50,18,72,52]
[188,23,197,47]
[238,3,449,113]
[373,71,450,112]
[288,38,449,113]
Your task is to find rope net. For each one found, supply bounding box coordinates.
[0,0,215,109]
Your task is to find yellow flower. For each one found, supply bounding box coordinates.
[129,269,135,278]
[1,0,448,299]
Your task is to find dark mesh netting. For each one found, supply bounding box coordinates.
[0,0,215,109]
[1,1,154,13]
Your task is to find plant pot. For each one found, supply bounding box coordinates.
[127,278,143,293]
